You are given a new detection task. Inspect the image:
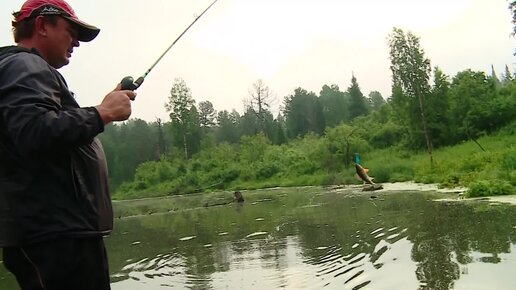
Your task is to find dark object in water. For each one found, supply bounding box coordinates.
[234,191,244,203]
[203,192,245,208]
[355,163,374,185]
[362,184,383,191]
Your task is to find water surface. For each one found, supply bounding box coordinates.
[1,187,515,289]
[107,188,516,290]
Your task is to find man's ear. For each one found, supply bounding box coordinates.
[34,16,48,37]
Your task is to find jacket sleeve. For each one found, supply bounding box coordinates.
[0,53,104,155]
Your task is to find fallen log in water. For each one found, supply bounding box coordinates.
[362,184,384,191]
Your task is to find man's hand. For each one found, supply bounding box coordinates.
[95,84,136,124]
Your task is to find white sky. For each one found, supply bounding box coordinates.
[1,0,514,122]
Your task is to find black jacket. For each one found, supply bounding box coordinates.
[0,46,113,246]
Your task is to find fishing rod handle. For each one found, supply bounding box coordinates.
[120,76,145,91]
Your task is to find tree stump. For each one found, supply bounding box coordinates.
[234,191,244,203]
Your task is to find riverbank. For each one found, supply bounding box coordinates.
[113,128,515,200]
[112,182,469,218]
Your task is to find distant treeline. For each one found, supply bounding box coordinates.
[98,28,516,197]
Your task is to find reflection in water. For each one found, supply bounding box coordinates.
[105,190,516,290]
[1,189,515,289]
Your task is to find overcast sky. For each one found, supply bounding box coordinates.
[1,0,514,122]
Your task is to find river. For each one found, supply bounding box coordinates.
[1,185,515,289]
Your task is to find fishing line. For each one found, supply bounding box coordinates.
[121,0,219,91]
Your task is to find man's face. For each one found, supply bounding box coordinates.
[41,16,80,69]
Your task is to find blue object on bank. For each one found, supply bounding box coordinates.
[354,153,361,165]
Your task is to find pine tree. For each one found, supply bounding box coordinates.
[347,74,369,120]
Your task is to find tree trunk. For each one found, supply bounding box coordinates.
[183,133,188,160]
[417,93,433,164]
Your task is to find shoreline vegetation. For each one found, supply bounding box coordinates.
[111,183,514,220]
[97,29,515,201]
[112,124,515,201]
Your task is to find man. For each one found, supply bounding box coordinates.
[0,0,135,289]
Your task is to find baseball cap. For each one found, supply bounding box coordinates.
[13,0,100,42]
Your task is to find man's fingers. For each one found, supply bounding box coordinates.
[127,91,137,101]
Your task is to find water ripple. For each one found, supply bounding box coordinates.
[306,225,410,289]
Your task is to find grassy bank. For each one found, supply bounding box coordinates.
[363,130,515,197]
[113,127,515,200]
[230,130,516,197]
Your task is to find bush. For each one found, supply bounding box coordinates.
[322,173,345,185]
[438,173,461,188]
[466,180,514,197]
[256,163,281,180]
[367,161,414,183]
[288,159,318,175]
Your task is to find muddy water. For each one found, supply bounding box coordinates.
[106,187,516,289]
[1,186,515,289]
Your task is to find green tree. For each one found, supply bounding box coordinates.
[427,67,451,147]
[351,103,404,149]
[502,64,514,85]
[449,70,515,141]
[271,113,287,145]
[99,119,158,190]
[367,90,386,111]
[155,117,167,158]
[165,78,196,160]
[198,101,217,129]
[319,84,349,127]
[261,109,276,141]
[491,64,502,88]
[216,110,240,143]
[347,74,369,119]
[448,70,493,142]
[239,133,270,164]
[283,87,326,138]
[186,105,201,157]
[248,79,275,135]
[324,124,369,170]
[388,27,433,162]
[240,107,260,137]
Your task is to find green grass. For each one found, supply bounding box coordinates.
[466,180,513,197]
[361,132,515,196]
[114,129,515,200]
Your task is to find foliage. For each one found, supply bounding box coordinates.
[367,91,386,111]
[427,67,452,147]
[215,109,240,143]
[198,101,217,129]
[319,84,349,127]
[165,78,199,160]
[98,119,163,190]
[347,74,370,119]
[467,180,513,197]
[112,119,515,199]
[388,27,433,155]
[283,88,326,138]
[247,79,275,136]
[100,27,515,198]
[324,123,370,170]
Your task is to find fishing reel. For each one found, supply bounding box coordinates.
[120,76,144,91]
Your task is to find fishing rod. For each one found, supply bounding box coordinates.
[121,0,219,91]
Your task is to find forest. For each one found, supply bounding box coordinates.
[98,28,516,200]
